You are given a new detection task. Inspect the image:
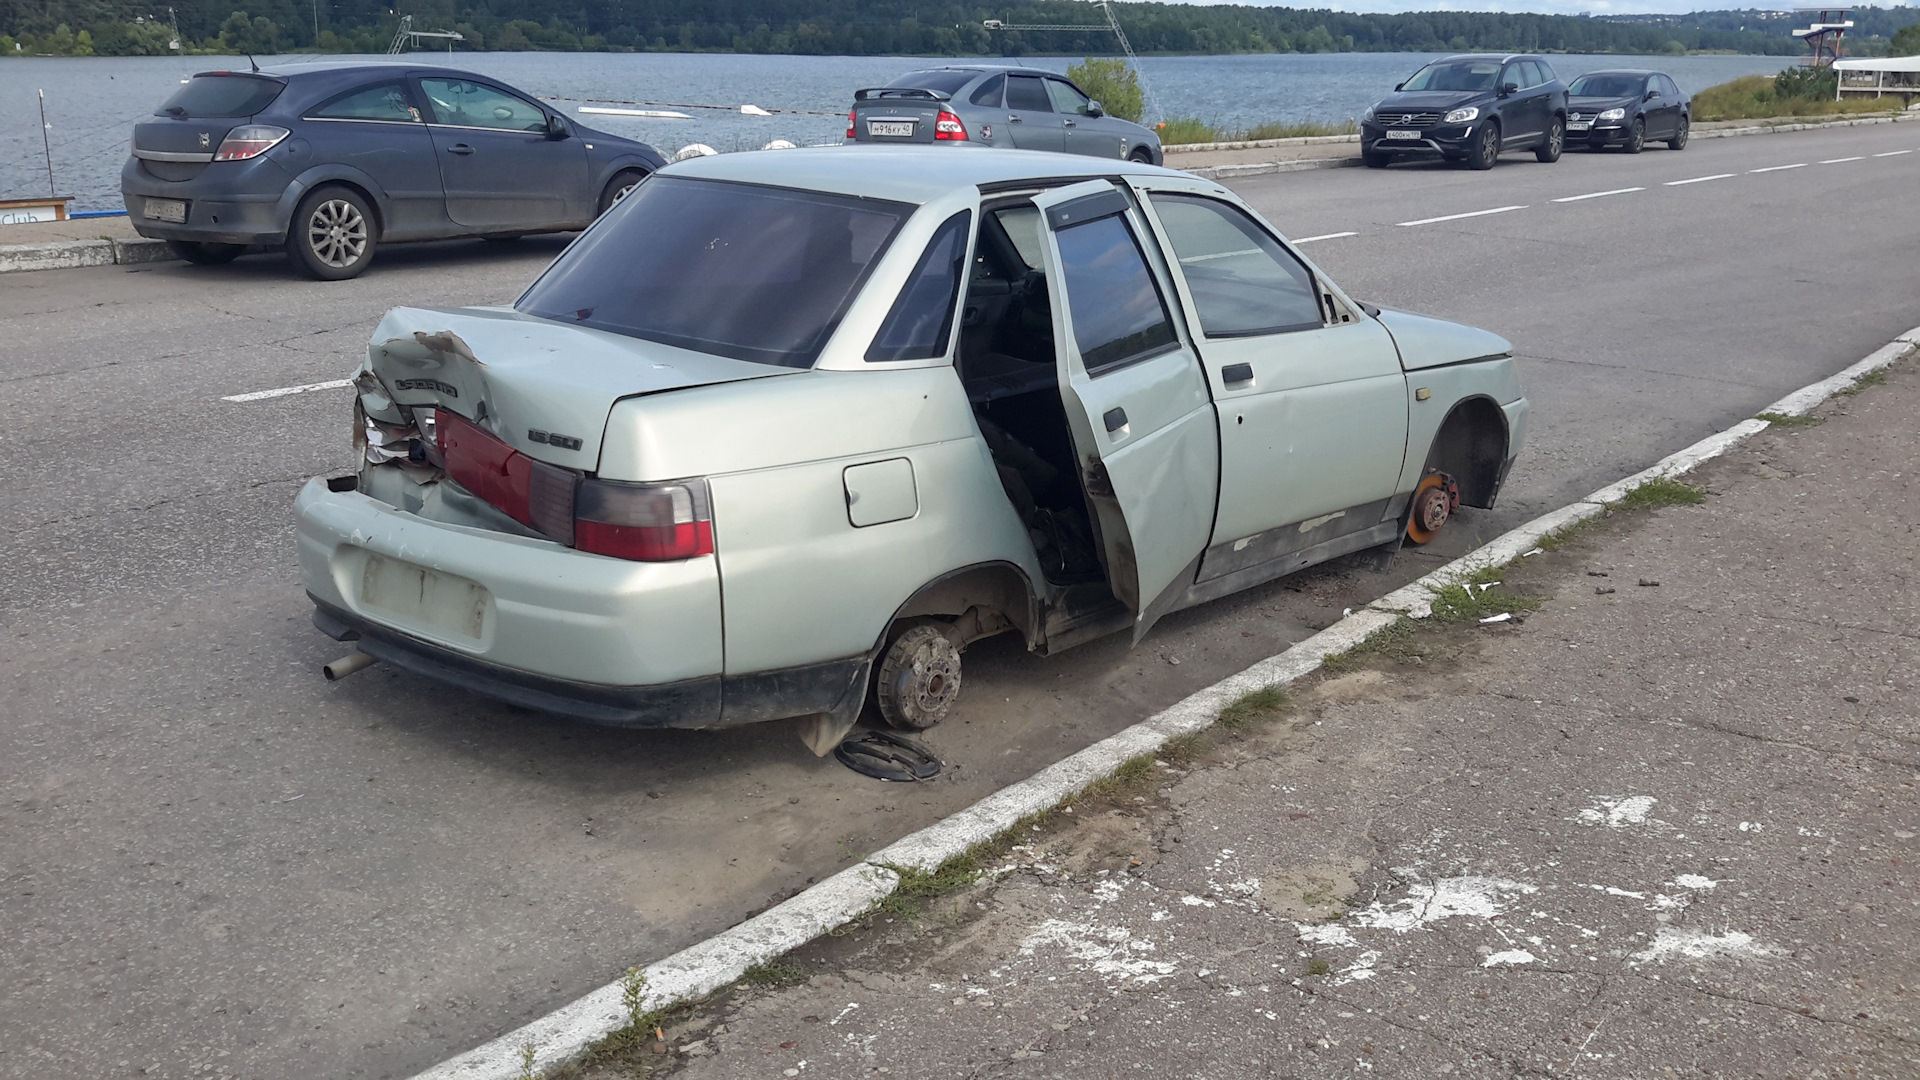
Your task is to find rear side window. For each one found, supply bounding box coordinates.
[308,82,420,123]
[1006,76,1053,113]
[421,78,546,132]
[517,177,911,368]
[1150,195,1321,337]
[1055,213,1177,374]
[886,69,978,96]
[155,73,285,118]
[968,74,1006,107]
[1537,59,1560,84]
[868,211,972,363]
[1659,74,1681,97]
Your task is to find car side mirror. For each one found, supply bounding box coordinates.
[1645,90,1660,101]
[545,114,570,140]
[1085,100,1104,118]
[1394,82,1404,92]
[1499,82,1519,97]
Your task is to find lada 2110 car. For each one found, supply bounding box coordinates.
[297,147,1529,754]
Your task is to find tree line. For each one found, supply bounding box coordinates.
[4,0,1918,59]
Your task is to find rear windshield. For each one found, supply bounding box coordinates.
[156,73,286,118]
[1401,61,1502,94]
[885,69,979,96]
[517,176,912,369]
[1569,74,1646,98]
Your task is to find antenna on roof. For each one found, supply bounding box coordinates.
[247,53,259,72]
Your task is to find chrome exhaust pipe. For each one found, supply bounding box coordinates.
[323,650,377,681]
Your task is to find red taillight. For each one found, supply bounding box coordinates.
[846,108,857,139]
[933,110,967,141]
[431,407,712,561]
[575,479,714,561]
[213,124,290,161]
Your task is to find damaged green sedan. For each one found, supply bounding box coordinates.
[298,146,1529,753]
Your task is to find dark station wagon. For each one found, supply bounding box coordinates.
[122,61,665,279]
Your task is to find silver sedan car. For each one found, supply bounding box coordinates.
[848,65,1163,165]
[297,147,1527,754]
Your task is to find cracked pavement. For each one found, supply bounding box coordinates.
[630,358,1920,1080]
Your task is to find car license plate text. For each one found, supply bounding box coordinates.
[1567,121,1592,131]
[867,120,915,138]
[143,198,187,223]
[1385,129,1421,140]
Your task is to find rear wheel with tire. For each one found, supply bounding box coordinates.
[1667,115,1690,151]
[1128,147,1155,164]
[597,169,648,216]
[1535,117,1564,163]
[1362,149,1391,168]
[166,240,244,265]
[1466,121,1500,170]
[1625,118,1646,155]
[873,623,962,732]
[287,185,376,280]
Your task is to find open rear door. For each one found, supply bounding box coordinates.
[1031,180,1220,643]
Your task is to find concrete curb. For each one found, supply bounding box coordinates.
[1165,133,1360,154]
[1694,112,1919,140]
[408,324,1920,1079]
[1187,157,1361,180]
[0,236,171,274]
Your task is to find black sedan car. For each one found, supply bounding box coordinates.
[1360,54,1568,171]
[122,61,665,280]
[1566,70,1691,153]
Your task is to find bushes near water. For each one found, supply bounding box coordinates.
[1154,116,1359,145]
[1691,69,1894,121]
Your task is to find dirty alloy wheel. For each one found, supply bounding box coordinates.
[874,623,962,732]
[1535,117,1564,163]
[1467,121,1500,170]
[1405,473,1460,546]
[288,185,376,281]
[1129,147,1155,164]
[1625,118,1646,155]
[1668,115,1690,151]
[165,239,244,265]
[597,169,648,216]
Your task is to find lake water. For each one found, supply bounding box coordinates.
[2,50,1795,212]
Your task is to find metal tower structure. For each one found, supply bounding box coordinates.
[388,14,465,54]
[982,1,1162,122]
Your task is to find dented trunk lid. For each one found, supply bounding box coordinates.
[359,306,797,471]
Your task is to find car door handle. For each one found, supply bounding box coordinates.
[1064,119,1077,127]
[1103,407,1128,433]
[1007,114,1023,122]
[448,143,475,155]
[1221,363,1254,387]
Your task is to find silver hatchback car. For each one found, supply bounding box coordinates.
[849,65,1163,165]
[297,147,1527,754]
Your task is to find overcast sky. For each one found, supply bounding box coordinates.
[1211,0,1912,17]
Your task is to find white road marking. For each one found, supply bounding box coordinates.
[1748,163,1807,173]
[1819,156,1864,164]
[222,378,353,403]
[1395,205,1527,227]
[1551,186,1644,203]
[1665,173,1735,186]
[1293,231,1358,244]
[1873,149,1912,157]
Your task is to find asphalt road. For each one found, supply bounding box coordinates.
[2,120,1915,1080]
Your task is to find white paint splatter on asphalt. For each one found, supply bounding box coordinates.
[1631,927,1778,965]
[1579,795,1658,828]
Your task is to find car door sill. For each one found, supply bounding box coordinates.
[1178,519,1404,613]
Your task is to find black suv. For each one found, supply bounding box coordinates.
[1360,54,1568,170]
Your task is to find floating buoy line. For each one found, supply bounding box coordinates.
[540,95,841,118]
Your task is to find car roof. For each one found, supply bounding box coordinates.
[665,145,1176,205]
[1576,68,1660,76]
[252,60,500,81]
[1434,54,1540,63]
[894,64,1069,78]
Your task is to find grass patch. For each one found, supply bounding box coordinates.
[1156,116,1357,145]
[1078,752,1158,802]
[1538,514,1607,552]
[1320,616,1419,671]
[739,957,810,989]
[1617,476,1706,510]
[1218,686,1291,730]
[872,852,990,921]
[1159,731,1208,767]
[1842,368,1889,395]
[1690,73,1893,122]
[1756,411,1824,428]
[1429,580,1543,624]
[1306,957,1332,976]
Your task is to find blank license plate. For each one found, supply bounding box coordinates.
[867,120,915,137]
[1385,129,1421,140]
[359,553,491,643]
[143,198,187,223]
[1567,121,1592,131]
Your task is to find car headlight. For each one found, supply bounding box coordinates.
[1599,108,1626,121]
[1362,106,1376,123]
[1443,106,1478,124]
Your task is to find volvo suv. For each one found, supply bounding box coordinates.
[1360,54,1568,170]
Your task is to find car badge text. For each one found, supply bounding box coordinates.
[394,378,458,397]
[528,429,584,451]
